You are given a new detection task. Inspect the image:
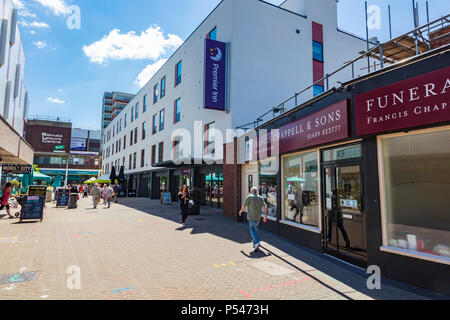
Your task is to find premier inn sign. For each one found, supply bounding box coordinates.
[355,66,450,136]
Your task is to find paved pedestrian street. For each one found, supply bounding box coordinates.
[0,197,444,300]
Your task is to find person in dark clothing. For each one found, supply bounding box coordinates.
[178,185,190,226]
[327,190,350,248]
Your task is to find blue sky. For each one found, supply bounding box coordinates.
[16,0,450,130]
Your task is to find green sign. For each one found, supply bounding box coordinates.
[54,145,65,151]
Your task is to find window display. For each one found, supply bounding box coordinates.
[282,151,319,228]
[259,158,278,218]
[380,128,450,259]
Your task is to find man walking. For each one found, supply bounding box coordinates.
[90,183,101,209]
[239,187,268,252]
[106,184,114,208]
[113,184,120,203]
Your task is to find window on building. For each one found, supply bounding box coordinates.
[282,150,319,229]
[123,135,126,150]
[313,84,324,96]
[152,114,157,134]
[204,122,216,156]
[207,27,217,40]
[159,109,165,131]
[142,122,146,140]
[174,98,181,123]
[143,95,147,113]
[134,127,138,144]
[133,152,137,169]
[124,113,127,128]
[131,106,134,122]
[154,83,159,104]
[259,158,278,219]
[141,149,145,168]
[161,77,166,98]
[312,41,323,62]
[135,103,139,119]
[122,156,125,169]
[129,154,132,170]
[158,142,164,163]
[380,128,450,260]
[175,61,182,86]
[118,139,121,152]
[173,136,182,160]
[151,145,156,165]
[130,131,133,146]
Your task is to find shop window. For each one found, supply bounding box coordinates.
[259,158,278,219]
[380,129,450,260]
[282,150,319,229]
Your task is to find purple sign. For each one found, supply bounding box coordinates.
[277,100,349,154]
[204,38,227,110]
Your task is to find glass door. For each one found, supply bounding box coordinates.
[322,161,367,264]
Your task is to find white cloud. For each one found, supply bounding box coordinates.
[135,59,167,88]
[19,20,50,28]
[33,41,47,49]
[47,97,65,104]
[29,30,36,35]
[82,25,183,64]
[31,0,71,15]
[12,0,25,9]
[13,0,37,18]
[57,89,63,93]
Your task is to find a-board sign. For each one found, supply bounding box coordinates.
[28,185,47,198]
[56,188,70,207]
[20,196,44,222]
[162,192,172,205]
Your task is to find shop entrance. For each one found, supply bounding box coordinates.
[321,144,367,266]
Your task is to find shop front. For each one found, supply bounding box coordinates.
[229,50,450,294]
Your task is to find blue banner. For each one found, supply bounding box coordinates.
[204,38,227,110]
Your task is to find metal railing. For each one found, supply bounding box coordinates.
[27,115,71,123]
[236,14,450,130]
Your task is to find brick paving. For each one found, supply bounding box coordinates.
[0,197,445,300]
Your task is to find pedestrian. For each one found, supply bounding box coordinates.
[106,184,114,208]
[113,184,120,203]
[102,184,107,205]
[83,184,89,198]
[90,183,101,209]
[178,185,190,226]
[0,183,14,219]
[239,187,268,252]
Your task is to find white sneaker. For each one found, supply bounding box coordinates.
[254,243,260,252]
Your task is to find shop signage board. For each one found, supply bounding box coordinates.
[204,38,227,111]
[162,192,172,205]
[28,185,47,198]
[56,189,70,207]
[20,196,44,222]
[355,66,450,136]
[276,100,349,154]
[1,164,32,174]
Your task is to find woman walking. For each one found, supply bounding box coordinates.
[0,183,14,219]
[102,184,108,206]
[178,185,190,226]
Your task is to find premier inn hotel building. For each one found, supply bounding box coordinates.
[226,45,450,295]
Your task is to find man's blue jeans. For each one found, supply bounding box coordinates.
[249,220,261,246]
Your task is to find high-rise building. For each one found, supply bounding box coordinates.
[0,0,34,177]
[101,91,134,142]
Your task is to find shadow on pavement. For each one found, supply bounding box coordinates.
[111,198,448,300]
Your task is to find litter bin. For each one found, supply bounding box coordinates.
[68,193,78,209]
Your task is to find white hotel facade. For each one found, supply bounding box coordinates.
[102,0,375,203]
[0,0,33,169]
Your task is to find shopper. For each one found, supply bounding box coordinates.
[113,184,120,203]
[83,184,89,198]
[106,185,114,208]
[178,185,190,226]
[239,187,268,252]
[101,184,107,205]
[0,183,14,219]
[90,183,101,209]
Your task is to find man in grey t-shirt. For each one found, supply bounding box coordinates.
[239,187,268,252]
